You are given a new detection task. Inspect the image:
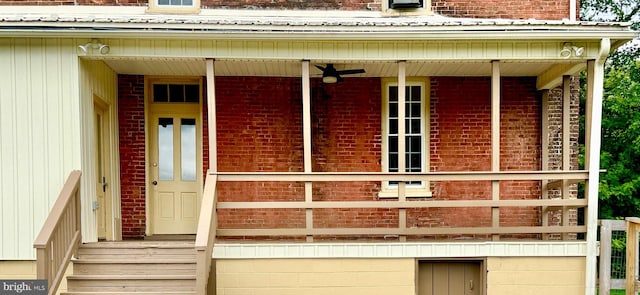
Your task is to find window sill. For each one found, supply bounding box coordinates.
[378,188,433,199]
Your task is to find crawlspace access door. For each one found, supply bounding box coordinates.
[418,261,482,295]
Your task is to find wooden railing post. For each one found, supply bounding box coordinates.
[626,217,640,295]
[599,220,612,295]
[33,170,82,295]
[195,173,218,295]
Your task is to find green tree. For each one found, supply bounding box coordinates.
[581,0,640,218]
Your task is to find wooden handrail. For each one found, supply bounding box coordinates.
[218,199,588,209]
[33,170,82,295]
[214,170,589,182]
[195,173,217,295]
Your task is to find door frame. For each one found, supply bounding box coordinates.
[144,76,204,236]
[415,258,486,295]
[93,95,120,240]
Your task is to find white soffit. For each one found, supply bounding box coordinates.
[102,58,569,77]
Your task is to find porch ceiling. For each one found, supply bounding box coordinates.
[102,58,575,78]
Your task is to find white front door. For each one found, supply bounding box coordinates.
[149,112,202,234]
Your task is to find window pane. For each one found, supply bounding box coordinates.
[389,136,398,153]
[389,153,398,172]
[409,154,422,171]
[389,86,398,102]
[408,136,421,153]
[184,85,199,103]
[389,102,398,118]
[410,118,421,134]
[158,118,174,181]
[181,118,197,181]
[410,86,421,102]
[158,0,169,4]
[169,85,184,102]
[182,0,193,5]
[389,119,398,135]
[410,102,421,117]
[153,84,168,102]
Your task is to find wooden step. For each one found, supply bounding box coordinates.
[67,275,196,292]
[62,292,195,295]
[72,259,196,275]
[76,242,196,260]
[67,241,198,294]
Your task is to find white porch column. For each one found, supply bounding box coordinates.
[205,59,217,173]
[584,38,610,295]
[562,75,571,240]
[301,60,313,242]
[397,61,407,242]
[491,60,501,241]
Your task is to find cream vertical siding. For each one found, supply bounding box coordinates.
[486,257,586,294]
[216,258,415,295]
[79,59,119,242]
[0,261,73,294]
[0,38,81,260]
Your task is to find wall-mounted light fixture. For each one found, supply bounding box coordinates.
[560,42,585,58]
[78,39,110,55]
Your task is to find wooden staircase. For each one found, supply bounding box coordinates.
[62,241,197,295]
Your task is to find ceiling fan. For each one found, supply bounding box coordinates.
[315,64,365,83]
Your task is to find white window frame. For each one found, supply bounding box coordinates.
[147,0,201,14]
[379,77,432,198]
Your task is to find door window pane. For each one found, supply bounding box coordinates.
[158,118,174,181]
[181,118,197,181]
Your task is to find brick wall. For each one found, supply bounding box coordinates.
[414,77,541,239]
[118,75,146,239]
[432,0,578,20]
[116,74,560,240]
[215,77,306,232]
[214,76,543,240]
[544,77,580,237]
[118,75,209,239]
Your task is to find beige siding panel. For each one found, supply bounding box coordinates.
[0,38,81,260]
[487,257,585,295]
[0,261,73,294]
[79,59,119,242]
[216,258,415,295]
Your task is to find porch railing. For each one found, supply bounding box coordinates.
[195,173,218,295]
[214,170,588,239]
[33,170,82,295]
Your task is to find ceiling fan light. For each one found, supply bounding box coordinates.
[322,76,338,84]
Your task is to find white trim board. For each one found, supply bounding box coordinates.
[213,241,588,259]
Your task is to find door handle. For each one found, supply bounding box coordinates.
[102,176,108,192]
[152,181,158,186]
[469,279,474,290]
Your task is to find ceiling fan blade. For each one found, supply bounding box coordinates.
[336,69,365,75]
[315,65,327,72]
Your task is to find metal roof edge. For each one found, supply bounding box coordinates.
[0,27,635,42]
[0,5,635,41]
